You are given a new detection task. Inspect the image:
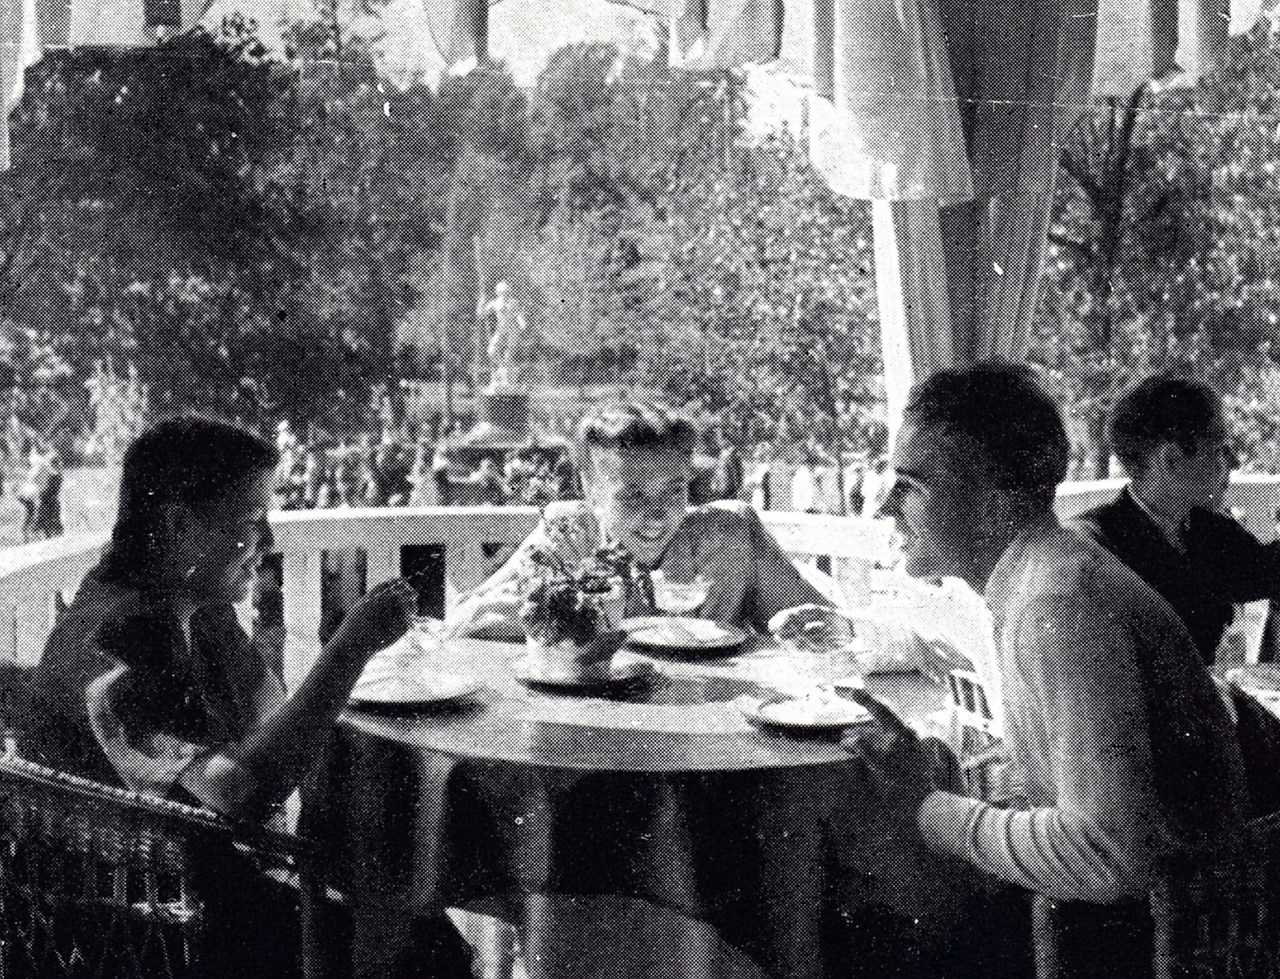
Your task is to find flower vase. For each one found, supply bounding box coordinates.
[524,631,623,683]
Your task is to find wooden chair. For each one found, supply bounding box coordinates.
[1032,812,1280,979]
[0,750,319,979]
[941,669,1022,805]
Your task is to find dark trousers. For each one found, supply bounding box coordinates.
[192,845,474,979]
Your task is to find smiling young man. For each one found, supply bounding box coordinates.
[448,401,826,636]
[849,362,1247,978]
[1068,374,1280,664]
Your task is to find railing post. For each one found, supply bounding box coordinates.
[365,547,400,590]
[281,550,323,691]
[448,541,498,598]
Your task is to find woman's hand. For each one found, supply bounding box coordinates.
[447,582,525,639]
[769,603,858,653]
[329,578,417,663]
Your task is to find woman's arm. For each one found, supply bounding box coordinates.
[446,504,595,639]
[178,579,416,819]
[742,505,830,630]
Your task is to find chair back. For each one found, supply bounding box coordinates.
[1035,814,1280,979]
[0,752,310,978]
[943,668,1022,803]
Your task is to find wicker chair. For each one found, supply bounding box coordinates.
[1031,811,1280,979]
[0,750,319,979]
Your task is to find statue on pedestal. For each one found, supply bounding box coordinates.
[478,281,527,390]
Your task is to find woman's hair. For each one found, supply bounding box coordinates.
[576,401,697,470]
[905,361,1069,512]
[103,416,279,585]
[1109,373,1223,478]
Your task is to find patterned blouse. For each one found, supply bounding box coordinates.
[27,560,286,817]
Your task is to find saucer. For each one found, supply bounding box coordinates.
[350,672,484,706]
[622,617,747,653]
[737,694,872,731]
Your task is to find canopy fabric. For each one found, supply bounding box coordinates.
[640,0,1245,435]
[669,0,784,69]
[0,0,1257,434]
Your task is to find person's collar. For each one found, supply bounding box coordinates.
[1126,485,1188,553]
[984,511,1059,606]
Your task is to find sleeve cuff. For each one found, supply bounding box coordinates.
[917,789,988,861]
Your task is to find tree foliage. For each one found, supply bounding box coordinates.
[1032,19,1280,473]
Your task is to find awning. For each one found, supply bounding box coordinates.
[622,0,1246,435]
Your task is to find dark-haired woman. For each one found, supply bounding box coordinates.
[26,416,473,979]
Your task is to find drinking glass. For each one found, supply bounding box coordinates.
[777,609,865,696]
[650,569,713,616]
[405,615,447,664]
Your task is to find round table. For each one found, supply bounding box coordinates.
[304,637,976,979]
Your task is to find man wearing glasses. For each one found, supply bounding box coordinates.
[1069,373,1280,665]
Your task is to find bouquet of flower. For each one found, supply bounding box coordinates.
[519,519,636,648]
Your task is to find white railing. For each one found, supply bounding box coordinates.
[2,474,1277,675]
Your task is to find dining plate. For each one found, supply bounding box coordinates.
[740,694,873,730]
[350,672,484,706]
[622,617,747,652]
[514,658,654,690]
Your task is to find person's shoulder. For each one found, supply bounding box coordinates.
[696,499,758,527]
[1009,520,1127,600]
[1064,490,1128,534]
[49,570,150,647]
[1014,520,1183,625]
[1186,505,1256,545]
[33,568,152,703]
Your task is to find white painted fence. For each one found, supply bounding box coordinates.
[1,475,1276,675]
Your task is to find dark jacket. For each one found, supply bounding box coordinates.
[1068,488,1280,663]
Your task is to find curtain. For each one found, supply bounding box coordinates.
[670,0,783,69]
[640,0,1244,437]
[419,0,488,75]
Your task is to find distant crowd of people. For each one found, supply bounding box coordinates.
[270,425,579,512]
[15,444,63,542]
[269,414,892,518]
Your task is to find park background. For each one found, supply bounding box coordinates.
[5,0,1280,543]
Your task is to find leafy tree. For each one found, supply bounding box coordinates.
[0,18,459,433]
[1034,19,1280,474]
